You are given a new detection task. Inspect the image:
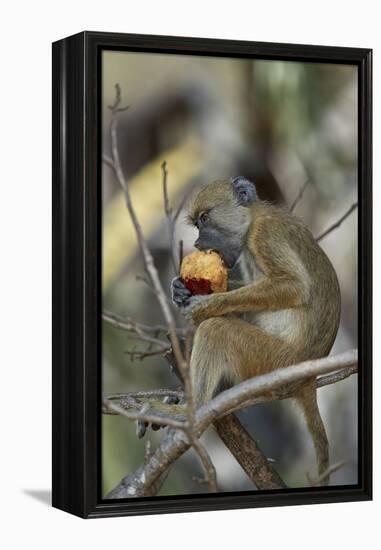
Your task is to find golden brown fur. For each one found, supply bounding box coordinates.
[181,180,341,484]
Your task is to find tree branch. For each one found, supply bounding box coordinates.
[103,399,187,430]
[190,437,218,492]
[107,388,183,401]
[197,350,357,429]
[307,460,345,486]
[289,179,309,213]
[106,84,216,491]
[124,346,171,361]
[102,153,116,173]
[103,310,187,336]
[105,350,357,498]
[214,414,286,489]
[316,203,358,242]
[161,161,178,274]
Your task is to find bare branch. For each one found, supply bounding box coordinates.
[107,388,183,401]
[103,399,187,430]
[124,331,168,348]
[215,414,286,489]
[108,87,184,366]
[316,365,357,388]
[161,161,180,274]
[108,351,357,431]
[190,437,218,492]
[102,310,185,336]
[103,310,171,359]
[307,461,346,486]
[316,203,358,242]
[107,85,215,492]
[105,350,357,498]
[124,347,170,361]
[289,179,310,213]
[102,153,116,173]
[178,239,184,268]
[197,350,357,430]
[108,83,129,113]
[105,428,190,499]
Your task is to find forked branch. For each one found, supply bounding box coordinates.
[105,350,357,498]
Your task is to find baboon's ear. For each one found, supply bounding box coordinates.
[231,176,257,206]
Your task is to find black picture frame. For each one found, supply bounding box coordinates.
[52,31,372,519]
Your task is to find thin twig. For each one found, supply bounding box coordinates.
[289,179,310,213]
[124,347,170,361]
[104,310,171,359]
[102,311,183,335]
[316,365,357,388]
[188,436,218,492]
[108,83,129,113]
[123,331,168,348]
[102,153,116,173]
[109,87,183,362]
[316,203,358,242]
[107,84,215,492]
[107,389,183,401]
[161,161,179,274]
[162,160,171,217]
[178,239,184,268]
[307,461,346,486]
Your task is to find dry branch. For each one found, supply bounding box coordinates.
[307,460,346,486]
[161,161,178,274]
[102,153,116,173]
[105,350,357,498]
[103,310,172,335]
[103,399,187,430]
[214,414,286,489]
[124,347,171,361]
[107,388,184,401]
[106,84,216,491]
[289,179,310,213]
[198,350,357,428]
[316,203,358,242]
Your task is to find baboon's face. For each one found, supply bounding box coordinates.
[189,177,256,268]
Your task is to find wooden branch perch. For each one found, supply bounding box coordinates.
[105,349,357,498]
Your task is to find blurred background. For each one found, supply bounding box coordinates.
[101,50,358,497]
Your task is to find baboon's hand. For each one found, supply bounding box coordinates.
[171,277,192,308]
[172,276,213,322]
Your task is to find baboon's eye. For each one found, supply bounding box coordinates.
[199,211,209,225]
